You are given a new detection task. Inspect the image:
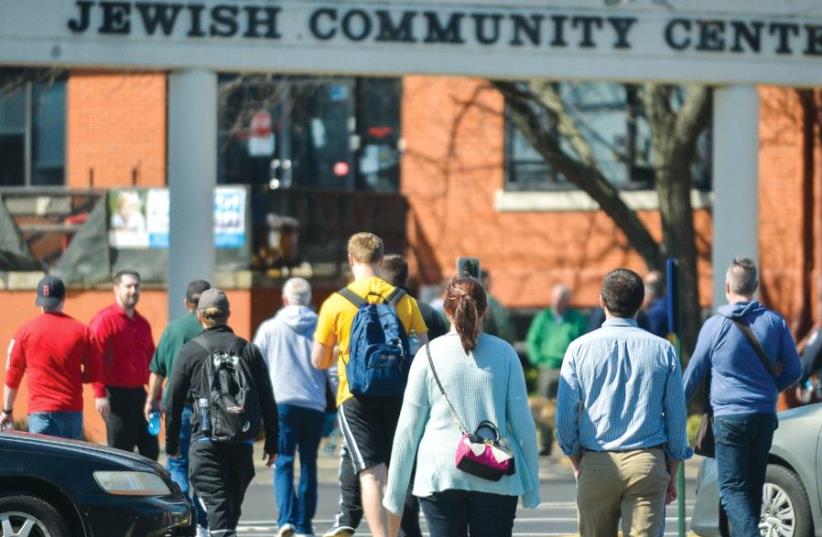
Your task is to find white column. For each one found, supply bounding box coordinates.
[167,69,217,320]
[712,85,759,307]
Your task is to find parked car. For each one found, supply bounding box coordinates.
[692,403,822,537]
[0,430,194,537]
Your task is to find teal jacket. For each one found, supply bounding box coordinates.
[525,308,588,370]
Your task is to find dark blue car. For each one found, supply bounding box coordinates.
[0,430,194,537]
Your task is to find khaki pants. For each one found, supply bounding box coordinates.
[576,448,669,537]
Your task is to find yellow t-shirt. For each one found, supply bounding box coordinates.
[314,276,428,406]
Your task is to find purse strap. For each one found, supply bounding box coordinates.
[730,319,777,378]
[425,342,468,434]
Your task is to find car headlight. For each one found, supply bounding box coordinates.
[93,471,171,496]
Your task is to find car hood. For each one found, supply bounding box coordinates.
[0,431,164,473]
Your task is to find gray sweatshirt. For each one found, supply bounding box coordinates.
[253,305,327,413]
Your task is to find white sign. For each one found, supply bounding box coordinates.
[0,1,821,86]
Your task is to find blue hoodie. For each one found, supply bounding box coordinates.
[253,305,327,413]
[683,301,801,416]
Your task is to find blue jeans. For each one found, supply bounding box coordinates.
[419,490,518,537]
[275,404,325,534]
[167,405,208,529]
[28,411,83,439]
[714,413,778,537]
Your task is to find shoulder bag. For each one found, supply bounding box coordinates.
[424,343,515,481]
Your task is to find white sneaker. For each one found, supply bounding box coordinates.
[196,526,209,537]
[277,523,297,537]
[295,534,316,537]
[321,527,355,537]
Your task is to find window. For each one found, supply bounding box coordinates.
[217,75,401,192]
[504,83,711,192]
[0,72,66,187]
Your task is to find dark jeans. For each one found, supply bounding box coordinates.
[275,404,325,535]
[190,440,255,537]
[419,490,518,537]
[333,444,421,537]
[28,411,83,440]
[714,413,778,537]
[166,405,208,529]
[106,386,159,460]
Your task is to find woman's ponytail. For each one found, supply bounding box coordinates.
[443,277,488,353]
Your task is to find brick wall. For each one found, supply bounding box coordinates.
[66,70,167,188]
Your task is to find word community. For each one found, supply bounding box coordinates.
[67,1,822,58]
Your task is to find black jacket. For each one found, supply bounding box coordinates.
[165,325,278,455]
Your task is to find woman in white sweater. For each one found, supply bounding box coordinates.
[383,277,540,537]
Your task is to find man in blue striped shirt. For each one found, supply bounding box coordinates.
[557,268,691,537]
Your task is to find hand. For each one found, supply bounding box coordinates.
[95,397,111,420]
[570,452,583,479]
[666,478,677,505]
[0,411,12,431]
[143,400,159,422]
[263,452,277,468]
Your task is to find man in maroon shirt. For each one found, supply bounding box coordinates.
[90,270,158,459]
[1,275,102,439]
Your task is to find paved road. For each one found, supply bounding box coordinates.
[232,445,701,537]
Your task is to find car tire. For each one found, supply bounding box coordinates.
[761,464,813,537]
[0,493,69,537]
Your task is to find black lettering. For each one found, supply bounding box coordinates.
[550,15,568,47]
[472,13,502,45]
[375,10,416,42]
[99,2,131,34]
[244,6,280,39]
[730,20,763,53]
[696,20,725,51]
[210,5,239,37]
[309,8,337,40]
[805,24,822,56]
[665,18,691,50]
[509,14,542,47]
[136,3,183,36]
[68,1,93,33]
[608,17,636,49]
[342,10,371,41]
[423,11,465,44]
[769,22,799,55]
[572,16,604,48]
[187,4,206,37]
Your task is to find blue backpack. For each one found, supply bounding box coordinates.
[338,286,411,397]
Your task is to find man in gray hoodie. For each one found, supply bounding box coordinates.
[254,277,327,537]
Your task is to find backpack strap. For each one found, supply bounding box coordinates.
[190,334,246,356]
[730,319,777,378]
[337,287,366,308]
[386,287,406,308]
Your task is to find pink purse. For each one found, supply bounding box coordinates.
[425,344,515,482]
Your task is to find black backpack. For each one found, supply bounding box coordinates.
[192,336,262,443]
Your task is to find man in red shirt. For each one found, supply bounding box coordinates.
[90,270,158,459]
[1,275,102,439]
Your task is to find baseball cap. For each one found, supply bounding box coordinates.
[35,275,66,308]
[186,280,212,306]
[197,288,230,314]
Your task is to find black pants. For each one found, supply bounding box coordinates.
[190,440,255,537]
[335,444,421,537]
[106,386,159,460]
[419,490,518,537]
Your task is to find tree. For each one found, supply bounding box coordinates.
[492,80,711,359]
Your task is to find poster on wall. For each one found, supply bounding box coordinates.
[108,187,247,249]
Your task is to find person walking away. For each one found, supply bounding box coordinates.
[165,288,279,537]
[525,283,587,455]
[312,232,429,537]
[145,279,211,537]
[90,270,158,459]
[557,268,691,537]
[384,276,540,537]
[480,269,516,344]
[684,258,800,537]
[642,271,669,339]
[253,277,326,537]
[1,275,102,438]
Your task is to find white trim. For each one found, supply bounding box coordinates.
[494,189,713,212]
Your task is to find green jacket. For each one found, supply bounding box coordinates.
[525,308,588,370]
[149,313,203,404]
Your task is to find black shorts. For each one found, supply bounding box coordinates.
[338,395,403,473]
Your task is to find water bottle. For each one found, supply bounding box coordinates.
[408,330,421,356]
[147,411,161,436]
[198,398,210,434]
